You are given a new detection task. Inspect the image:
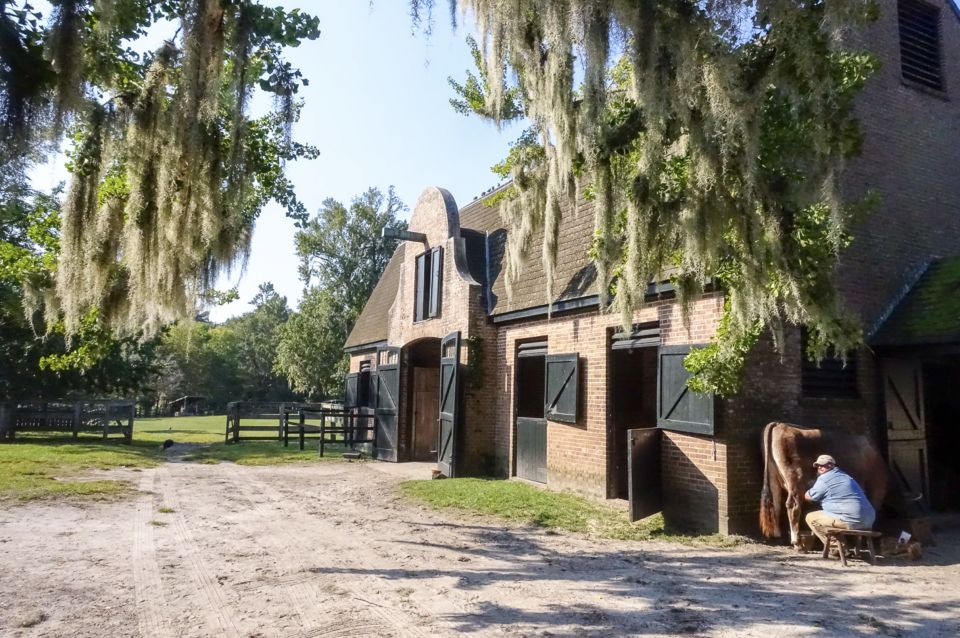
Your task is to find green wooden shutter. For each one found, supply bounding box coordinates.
[429,246,443,318]
[657,345,714,436]
[344,373,358,408]
[544,353,579,424]
[415,252,427,321]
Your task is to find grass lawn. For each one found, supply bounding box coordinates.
[401,478,747,547]
[0,437,160,501]
[0,415,351,501]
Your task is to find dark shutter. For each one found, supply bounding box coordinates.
[544,353,579,424]
[344,373,359,408]
[438,332,461,477]
[415,252,427,321]
[429,246,443,318]
[657,345,714,436]
[898,0,943,91]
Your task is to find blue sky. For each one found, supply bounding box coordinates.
[28,1,522,322]
[212,1,523,320]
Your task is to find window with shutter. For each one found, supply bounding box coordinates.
[898,0,944,92]
[657,345,714,436]
[414,247,443,321]
[544,353,579,424]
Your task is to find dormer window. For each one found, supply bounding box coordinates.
[414,246,442,321]
[898,0,944,93]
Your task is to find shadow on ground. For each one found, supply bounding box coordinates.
[308,516,960,637]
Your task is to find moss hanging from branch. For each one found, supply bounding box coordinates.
[2,0,319,337]
[428,0,879,393]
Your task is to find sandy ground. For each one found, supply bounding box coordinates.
[1,458,959,638]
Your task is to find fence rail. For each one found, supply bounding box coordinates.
[282,408,375,454]
[0,400,135,443]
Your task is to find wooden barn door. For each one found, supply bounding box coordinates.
[628,428,662,521]
[437,332,461,478]
[883,359,929,505]
[374,346,401,462]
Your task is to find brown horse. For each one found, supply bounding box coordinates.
[759,422,890,547]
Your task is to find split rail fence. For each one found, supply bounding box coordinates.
[0,400,135,443]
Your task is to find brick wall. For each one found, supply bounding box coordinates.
[841,0,960,329]
[492,294,726,527]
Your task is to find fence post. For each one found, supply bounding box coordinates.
[126,403,134,444]
[283,411,289,447]
[224,411,231,444]
[103,402,110,440]
[233,409,240,443]
[0,402,11,441]
[72,403,81,439]
[298,411,305,451]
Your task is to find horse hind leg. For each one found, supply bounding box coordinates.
[785,494,802,548]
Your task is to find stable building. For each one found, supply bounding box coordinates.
[343,0,960,534]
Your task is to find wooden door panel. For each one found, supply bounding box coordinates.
[438,332,460,478]
[516,417,547,483]
[412,367,440,461]
[374,346,401,462]
[883,359,925,440]
[628,428,662,522]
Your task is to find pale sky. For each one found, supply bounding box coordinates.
[29,1,523,322]
[213,0,523,320]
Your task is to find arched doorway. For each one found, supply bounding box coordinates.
[404,338,441,462]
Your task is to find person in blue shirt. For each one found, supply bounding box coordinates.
[804,454,876,549]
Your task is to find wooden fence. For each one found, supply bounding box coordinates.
[0,400,135,443]
[282,407,375,454]
[223,402,333,443]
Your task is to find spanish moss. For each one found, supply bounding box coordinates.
[426,0,878,392]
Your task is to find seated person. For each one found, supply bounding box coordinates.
[804,454,876,549]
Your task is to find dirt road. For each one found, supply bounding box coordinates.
[1,459,958,637]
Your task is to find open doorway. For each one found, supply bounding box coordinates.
[405,338,441,462]
[515,340,547,483]
[924,358,960,511]
[607,324,659,499]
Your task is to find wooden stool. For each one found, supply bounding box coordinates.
[822,528,883,566]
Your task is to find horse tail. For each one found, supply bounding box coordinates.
[759,422,781,538]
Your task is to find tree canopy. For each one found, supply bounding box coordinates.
[275,187,407,398]
[428,0,879,394]
[0,0,320,337]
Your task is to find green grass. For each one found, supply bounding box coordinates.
[400,478,746,546]
[134,415,229,443]
[0,414,354,500]
[0,437,160,501]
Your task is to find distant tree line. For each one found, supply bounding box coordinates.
[2,184,405,411]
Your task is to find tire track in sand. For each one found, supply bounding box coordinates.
[231,464,432,638]
[132,470,169,638]
[156,465,243,637]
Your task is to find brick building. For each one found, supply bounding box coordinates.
[343,0,960,534]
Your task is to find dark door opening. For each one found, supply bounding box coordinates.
[924,359,960,511]
[608,333,659,500]
[515,340,547,484]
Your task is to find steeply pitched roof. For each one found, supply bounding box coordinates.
[344,248,403,350]
[872,255,960,347]
[458,193,597,316]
